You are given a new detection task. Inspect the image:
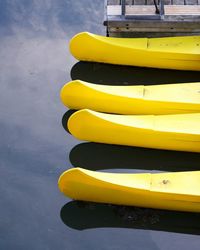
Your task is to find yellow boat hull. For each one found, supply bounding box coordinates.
[58,168,200,212]
[68,109,200,152]
[61,80,200,115]
[70,32,200,71]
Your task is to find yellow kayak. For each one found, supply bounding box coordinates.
[58,168,200,212]
[61,80,200,115]
[70,32,200,71]
[68,109,200,152]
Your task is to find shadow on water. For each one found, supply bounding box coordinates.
[70,142,200,172]
[71,62,200,85]
[62,110,77,133]
[63,63,200,236]
[60,201,200,235]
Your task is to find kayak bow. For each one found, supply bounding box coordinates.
[61,80,200,115]
[58,168,200,212]
[68,109,200,152]
[70,32,200,70]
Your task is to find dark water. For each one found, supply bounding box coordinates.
[1,1,200,249]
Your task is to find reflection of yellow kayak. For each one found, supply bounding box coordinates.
[58,168,200,212]
[68,109,200,152]
[61,80,200,115]
[70,32,200,70]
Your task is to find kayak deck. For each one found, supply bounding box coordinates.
[60,80,200,115]
[70,32,200,70]
[68,109,200,152]
[58,168,200,212]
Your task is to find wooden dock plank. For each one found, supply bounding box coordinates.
[107,5,121,15]
[165,5,200,15]
[107,0,120,4]
[107,0,198,4]
[185,0,199,5]
[134,0,146,5]
[107,4,200,15]
[126,0,134,4]
[146,0,154,4]
[126,5,158,15]
[172,0,185,4]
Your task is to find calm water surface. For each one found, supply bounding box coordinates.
[1,1,200,249]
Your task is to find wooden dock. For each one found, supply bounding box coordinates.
[104,0,200,37]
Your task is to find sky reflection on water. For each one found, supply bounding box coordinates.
[0,1,200,249]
